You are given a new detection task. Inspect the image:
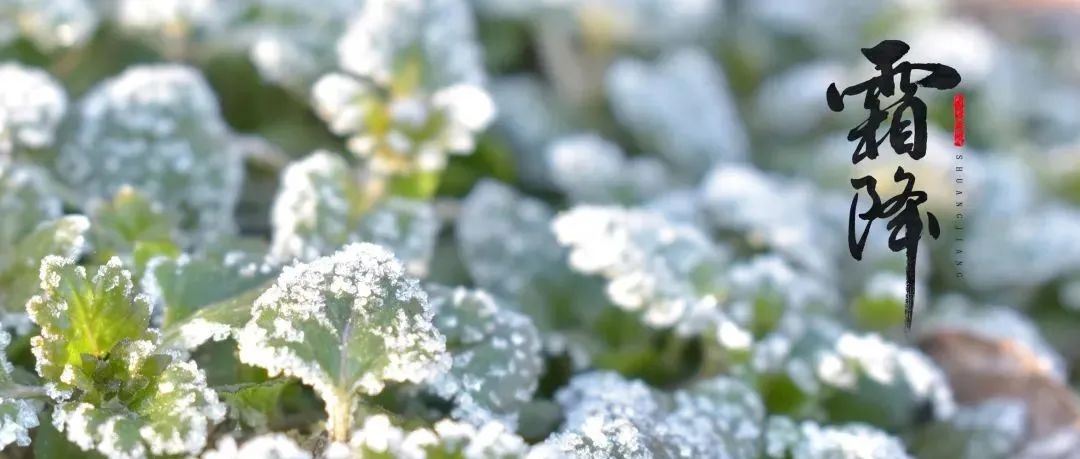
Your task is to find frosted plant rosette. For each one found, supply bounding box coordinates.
[312,0,495,177]
[0,62,67,161]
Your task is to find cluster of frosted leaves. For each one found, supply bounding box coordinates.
[424,285,543,429]
[326,414,529,459]
[753,61,850,137]
[205,433,312,459]
[911,399,1027,459]
[605,48,747,179]
[0,62,67,160]
[0,0,99,51]
[0,330,40,448]
[456,180,606,359]
[744,319,954,428]
[56,64,244,241]
[143,249,278,350]
[85,185,180,271]
[763,416,911,459]
[546,134,671,205]
[0,164,88,332]
[540,371,764,458]
[270,151,439,276]
[26,256,225,458]
[553,205,729,333]
[237,243,449,439]
[699,164,837,277]
[311,0,495,175]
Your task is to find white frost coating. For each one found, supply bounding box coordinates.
[270,151,440,275]
[553,205,727,331]
[546,133,671,205]
[56,64,243,241]
[545,372,764,458]
[425,285,544,428]
[204,433,312,459]
[238,243,448,440]
[175,318,234,350]
[723,255,840,337]
[606,48,747,178]
[0,62,66,159]
[328,414,529,459]
[0,330,40,448]
[765,417,912,459]
[311,0,494,174]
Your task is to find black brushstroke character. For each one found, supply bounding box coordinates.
[826,40,960,164]
[827,39,959,334]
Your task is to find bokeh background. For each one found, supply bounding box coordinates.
[2,0,1080,458]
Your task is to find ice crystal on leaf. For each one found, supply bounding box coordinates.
[56,64,244,242]
[424,285,543,429]
[764,417,912,459]
[553,205,728,332]
[26,256,225,458]
[606,48,747,178]
[237,243,448,442]
[311,0,494,176]
[544,371,765,458]
[0,330,40,448]
[325,414,529,459]
[270,151,439,275]
[0,62,66,161]
[546,134,671,205]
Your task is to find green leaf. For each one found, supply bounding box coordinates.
[159,283,271,351]
[217,380,292,432]
[0,216,90,333]
[88,186,179,272]
[424,285,543,428]
[237,243,448,442]
[27,256,152,397]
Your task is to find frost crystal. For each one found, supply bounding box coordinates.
[545,372,764,458]
[56,64,244,241]
[270,151,439,275]
[311,0,494,175]
[765,417,913,459]
[0,330,40,448]
[0,62,66,160]
[237,243,448,441]
[425,285,543,428]
[553,205,727,331]
[204,433,312,459]
[328,414,529,459]
[606,48,747,178]
[546,134,671,205]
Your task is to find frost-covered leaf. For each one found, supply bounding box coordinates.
[325,414,528,459]
[237,243,448,442]
[56,64,244,241]
[456,180,606,359]
[763,417,912,459]
[606,48,746,178]
[0,330,41,449]
[0,0,99,51]
[146,251,278,350]
[911,399,1027,459]
[0,215,89,334]
[424,285,543,428]
[270,151,439,276]
[27,257,225,458]
[724,255,840,339]
[204,433,312,459]
[0,62,67,160]
[553,205,728,332]
[542,371,764,458]
[744,320,954,428]
[311,0,494,175]
[0,163,64,258]
[546,134,671,205]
